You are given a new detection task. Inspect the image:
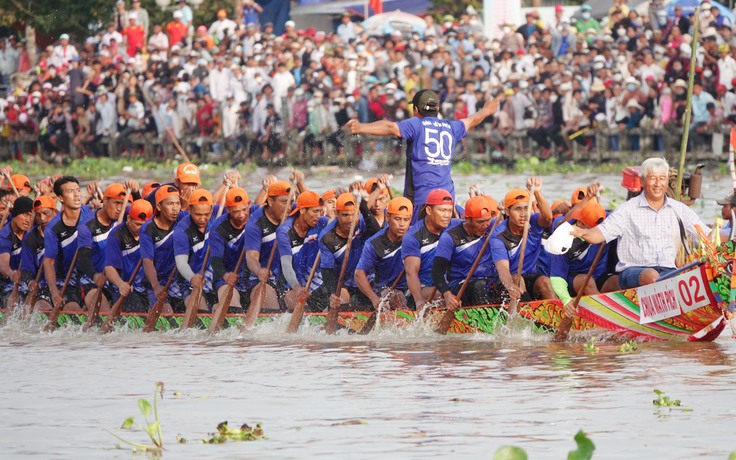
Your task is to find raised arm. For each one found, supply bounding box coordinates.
[345,119,400,138]
[461,97,501,132]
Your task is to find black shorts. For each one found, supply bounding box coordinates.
[307,285,372,312]
[38,284,83,307]
[568,272,616,297]
[81,283,114,304]
[123,290,149,313]
[452,277,506,305]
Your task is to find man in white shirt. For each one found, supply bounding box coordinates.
[208,9,237,42]
[208,59,233,104]
[117,93,146,153]
[337,12,356,42]
[51,34,79,68]
[0,39,19,88]
[270,62,295,114]
[718,44,736,90]
[131,0,150,38]
[101,22,124,49]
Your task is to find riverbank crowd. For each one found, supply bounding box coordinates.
[1,1,736,164]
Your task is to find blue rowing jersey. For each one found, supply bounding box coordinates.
[397,116,466,209]
[490,214,545,276]
[401,218,463,286]
[435,221,496,290]
[105,223,145,293]
[21,225,45,288]
[318,216,368,289]
[276,215,328,290]
[139,218,177,288]
[172,214,214,294]
[244,205,282,284]
[0,221,22,292]
[357,227,406,290]
[44,206,93,287]
[209,213,247,291]
[78,212,116,275]
[549,238,609,285]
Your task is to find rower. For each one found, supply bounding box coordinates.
[277,190,328,312]
[364,177,388,228]
[140,185,181,312]
[572,157,709,289]
[346,90,500,222]
[77,183,130,312]
[210,187,252,313]
[7,174,33,198]
[105,200,154,312]
[319,192,382,310]
[173,189,216,312]
[20,196,58,310]
[174,163,202,210]
[432,195,497,310]
[245,180,293,311]
[354,197,413,310]
[322,190,337,221]
[43,176,94,311]
[401,189,462,309]
[490,179,555,303]
[549,201,618,317]
[0,197,33,306]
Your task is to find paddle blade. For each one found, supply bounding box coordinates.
[358,311,377,335]
[242,283,267,329]
[434,308,457,334]
[553,316,574,342]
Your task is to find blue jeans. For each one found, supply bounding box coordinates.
[618,266,676,289]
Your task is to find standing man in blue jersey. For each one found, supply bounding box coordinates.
[0,197,33,306]
[401,189,464,310]
[21,196,58,311]
[490,179,555,303]
[354,197,413,310]
[43,176,94,311]
[77,183,129,312]
[346,90,500,219]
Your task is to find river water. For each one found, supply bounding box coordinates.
[2,170,736,459]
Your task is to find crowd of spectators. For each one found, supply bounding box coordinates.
[1,0,735,165]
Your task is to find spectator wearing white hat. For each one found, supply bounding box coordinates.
[51,33,78,68]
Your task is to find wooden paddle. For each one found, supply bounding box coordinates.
[83,188,131,331]
[325,196,363,335]
[433,215,504,335]
[143,267,178,333]
[285,252,321,333]
[4,172,21,197]
[44,248,80,332]
[508,186,537,317]
[23,263,44,316]
[100,259,143,334]
[4,260,22,321]
[552,243,607,342]
[358,269,406,335]
[180,187,229,330]
[242,185,296,329]
[208,244,247,333]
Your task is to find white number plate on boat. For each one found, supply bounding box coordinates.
[636,268,710,324]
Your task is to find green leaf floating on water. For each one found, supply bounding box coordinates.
[120,417,134,430]
[137,399,153,418]
[493,445,528,460]
[729,451,736,460]
[568,430,596,460]
[203,421,266,443]
[652,389,682,407]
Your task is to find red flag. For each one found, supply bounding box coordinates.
[369,0,383,14]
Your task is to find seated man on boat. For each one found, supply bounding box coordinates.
[402,189,463,310]
[549,201,619,317]
[173,189,217,313]
[277,190,329,312]
[572,157,709,289]
[320,192,382,310]
[140,185,181,313]
[432,195,497,310]
[491,179,555,302]
[244,180,294,312]
[210,187,252,313]
[105,199,154,313]
[21,196,58,311]
[354,197,413,310]
[77,183,131,313]
[0,197,33,306]
[43,176,95,311]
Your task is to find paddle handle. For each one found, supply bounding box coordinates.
[24,262,45,313]
[325,198,363,334]
[286,252,321,334]
[100,259,143,334]
[5,172,20,197]
[143,267,178,333]
[357,268,407,335]
[45,248,80,330]
[553,243,607,342]
[116,189,131,225]
[180,246,211,330]
[209,243,247,333]
[82,275,106,332]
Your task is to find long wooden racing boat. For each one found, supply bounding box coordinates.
[0,260,727,341]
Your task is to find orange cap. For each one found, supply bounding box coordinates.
[189,189,214,206]
[176,163,201,185]
[464,195,494,218]
[364,178,387,195]
[8,174,31,192]
[335,192,357,211]
[387,197,413,216]
[33,195,57,210]
[226,187,250,207]
[142,181,161,198]
[155,184,179,204]
[484,196,499,217]
[129,199,154,222]
[322,190,337,202]
[268,180,292,197]
[572,201,606,228]
[571,186,587,205]
[290,190,322,216]
[104,183,127,200]
[503,189,530,210]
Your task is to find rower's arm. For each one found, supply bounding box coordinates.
[404,256,425,304]
[280,254,302,290]
[534,189,553,228]
[246,250,262,277]
[0,252,13,279]
[104,265,125,289]
[43,257,58,294]
[142,258,161,292]
[431,256,451,294]
[354,268,380,308]
[494,259,516,293]
[550,276,573,306]
[175,254,196,282]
